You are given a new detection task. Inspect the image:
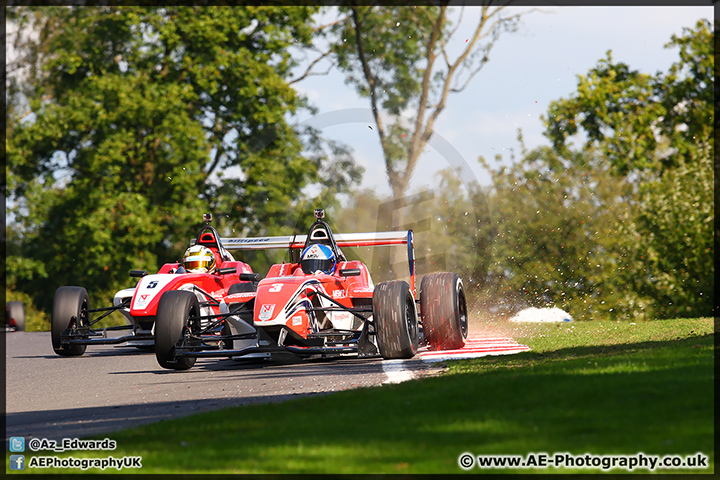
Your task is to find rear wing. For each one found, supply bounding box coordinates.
[221,230,417,294]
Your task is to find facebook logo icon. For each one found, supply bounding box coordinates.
[9,455,25,470]
[9,436,25,452]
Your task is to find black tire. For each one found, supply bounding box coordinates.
[6,301,25,331]
[420,272,468,351]
[154,291,200,370]
[52,287,90,356]
[372,280,419,359]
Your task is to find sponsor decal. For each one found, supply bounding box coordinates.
[353,287,374,294]
[332,311,353,324]
[132,275,175,310]
[134,294,151,309]
[303,244,323,259]
[292,315,303,326]
[332,289,346,299]
[258,304,275,321]
[226,237,274,244]
[227,292,255,300]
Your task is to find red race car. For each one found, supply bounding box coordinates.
[154,209,468,370]
[5,301,25,332]
[51,214,259,357]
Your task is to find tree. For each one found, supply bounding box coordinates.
[6,6,361,312]
[310,4,526,279]
[332,169,491,298]
[546,20,712,175]
[479,134,637,320]
[615,144,713,319]
[482,20,714,320]
[323,4,527,209]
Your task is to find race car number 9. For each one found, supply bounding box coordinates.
[269,284,283,292]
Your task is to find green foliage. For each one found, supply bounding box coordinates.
[617,150,713,319]
[545,52,663,175]
[314,6,522,280]
[333,169,492,289]
[5,288,50,332]
[6,6,361,313]
[330,6,434,116]
[324,6,523,203]
[483,20,714,320]
[481,142,636,320]
[545,19,713,175]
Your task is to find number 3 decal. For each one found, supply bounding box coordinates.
[269,284,283,292]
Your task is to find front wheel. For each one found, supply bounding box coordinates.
[372,280,419,359]
[420,272,468,350]
[155,291,200,370]
[52,287,90,356]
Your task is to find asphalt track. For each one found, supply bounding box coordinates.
[5,331,441,446]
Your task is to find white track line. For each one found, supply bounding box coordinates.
[381,359,416,384]
[381,334,531,383]
[418,334,530,363]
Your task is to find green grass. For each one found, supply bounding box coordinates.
[8,318,714,474]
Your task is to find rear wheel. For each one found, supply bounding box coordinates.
[6,301,25,331]
[420,272,468,350]
[155,291,200,370]
[372,280,419,359]
[52,287,90,356]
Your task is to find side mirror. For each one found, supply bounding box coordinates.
[340,268,361,277]
[239,273,261,282]
[218,267,237,275]
[130,270,148,278]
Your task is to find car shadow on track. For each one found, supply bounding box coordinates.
[107,356,390,382]
[15,348,158,360]
[4,392,324,448]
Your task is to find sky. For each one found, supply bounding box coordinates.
[291,6,713,198]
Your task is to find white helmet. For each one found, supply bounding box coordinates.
[182,245,216,274]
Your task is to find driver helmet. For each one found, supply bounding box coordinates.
[182,245,217,274]
[300,244,336,275]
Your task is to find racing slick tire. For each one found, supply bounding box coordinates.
[52,287,90,356]
[372,280,419,359]
[6,301,25,331]
[155,291,200,370]
[420,272,468,351]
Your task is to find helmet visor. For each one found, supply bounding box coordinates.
[184,260,210,272]
[183,254,214,273]
[301,258,335,275]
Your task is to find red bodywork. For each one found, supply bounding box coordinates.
[221,260,374,342]
[156,215,420,365]
[129,259,254,318]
